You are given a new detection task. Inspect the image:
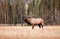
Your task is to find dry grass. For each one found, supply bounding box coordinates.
[0,25,60,39]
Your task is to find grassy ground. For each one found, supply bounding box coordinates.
[0,25,60,39]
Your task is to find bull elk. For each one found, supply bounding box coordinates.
[24,17,44,29]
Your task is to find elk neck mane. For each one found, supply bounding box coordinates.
[24,17,31,25]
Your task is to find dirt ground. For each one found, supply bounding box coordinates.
[0,25,60,39]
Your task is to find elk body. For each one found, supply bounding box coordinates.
[24,17,44,29]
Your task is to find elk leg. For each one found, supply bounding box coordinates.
[41,24,43,28]
[39,23,43,28]
[38,24,41,28]
[32,25,34,29]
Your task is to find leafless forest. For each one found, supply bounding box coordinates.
[0,0,60,25]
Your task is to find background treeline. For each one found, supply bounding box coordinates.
[0,0,60,25]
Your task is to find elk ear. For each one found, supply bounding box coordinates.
[23,15,28,20]
[24,18,26,20]
[23,15,26,19]
[23,16,27,20]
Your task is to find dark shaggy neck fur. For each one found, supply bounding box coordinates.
[24,18,31,25]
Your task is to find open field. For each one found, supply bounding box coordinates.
[0,25,60,39]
